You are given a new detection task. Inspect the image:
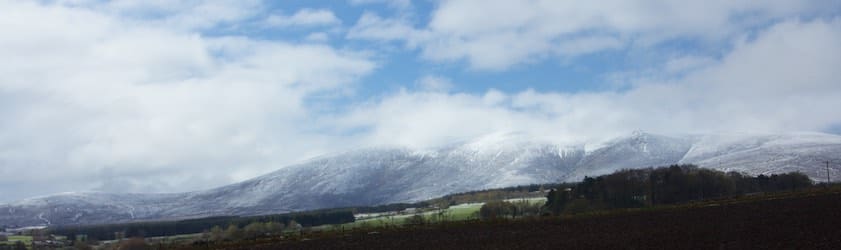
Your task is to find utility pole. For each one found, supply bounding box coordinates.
[826,161,831,184]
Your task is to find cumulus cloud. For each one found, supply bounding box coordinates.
[0,1,372,201]
[338,18,841,149]
[347,12,424,44]
[349,0,839,70]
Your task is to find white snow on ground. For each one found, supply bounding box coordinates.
[37,212,50,225]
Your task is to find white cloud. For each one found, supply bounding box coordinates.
[663,55,718,75]
[555,36,624,56]
[337,18,841,149]
[347,12,425,46]
[0,1,373,201]
[416,75,454,92]
[70,0,265,31]
[305,32,330,42]
[348,0,411,10]
[264,8,341,27]
[349,0,839,70]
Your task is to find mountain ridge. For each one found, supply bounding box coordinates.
[2,131,841,227]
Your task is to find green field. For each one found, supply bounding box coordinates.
[1,235,32,249]
[6,236,32,244]
[311,203,485,231]
[445,203,483,220]
[331,198,547,231]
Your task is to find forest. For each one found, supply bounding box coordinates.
[545,164,813,214]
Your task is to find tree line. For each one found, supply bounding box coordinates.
[49,208,354,242]
[546,165,813,214]
[478,200,545,219]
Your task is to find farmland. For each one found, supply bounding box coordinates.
[338,197,546,230]
[183,188,841,249]
[338,203,484,229]
[0,235,31,249]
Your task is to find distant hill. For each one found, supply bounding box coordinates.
[2,131,840,227]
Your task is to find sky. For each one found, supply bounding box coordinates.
[1,0,841,202]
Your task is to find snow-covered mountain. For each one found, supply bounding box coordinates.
[3,131,840,227]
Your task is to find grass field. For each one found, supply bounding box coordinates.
[328,197,547,231]
[6,236,31,244]
[443,203,482,220]
[0,235,32,249]
[346,202,484,228]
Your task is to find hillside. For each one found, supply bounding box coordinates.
[2,131,841,227]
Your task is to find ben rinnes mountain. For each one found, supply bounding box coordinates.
[2,131,841,227]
